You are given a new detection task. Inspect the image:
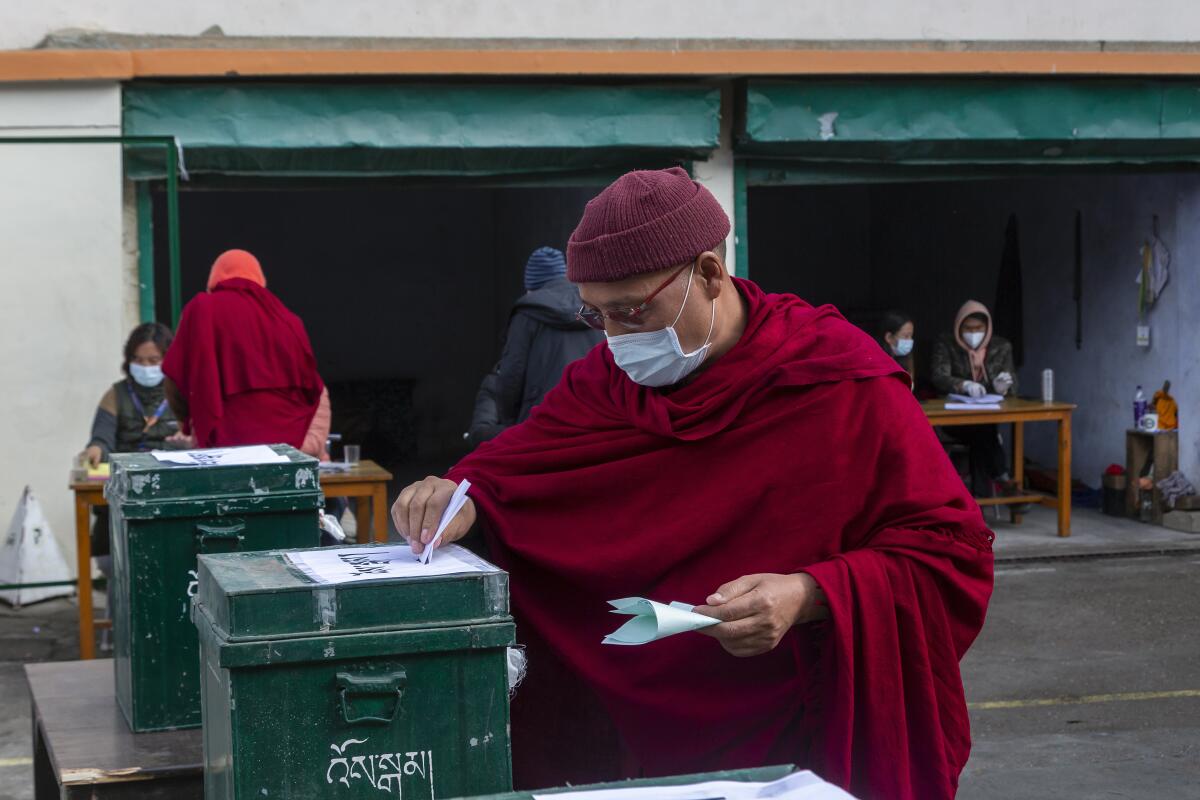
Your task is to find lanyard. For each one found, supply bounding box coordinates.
[126,382,169,433]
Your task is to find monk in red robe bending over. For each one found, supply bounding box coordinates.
[393,167,993,800]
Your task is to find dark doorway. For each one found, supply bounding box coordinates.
[152,182,595,497]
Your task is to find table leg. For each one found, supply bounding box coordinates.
[1012,421,1025,525]
[354,496,371,545]
[1057,413,1073,537]
[32,711,57,800]
[372,485,389,543]
[74,497,94,660]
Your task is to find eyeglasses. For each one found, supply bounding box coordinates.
[577,262,692,331]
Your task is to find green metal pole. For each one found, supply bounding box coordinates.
[136,182,156,322]
[733,158,749,278]
[165,143,182,326]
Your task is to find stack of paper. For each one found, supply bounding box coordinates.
[531,770,859,799]
[947,393,1005,404]
[945,392,1004,411]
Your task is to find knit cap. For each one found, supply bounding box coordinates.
[524,247,567,291]
[567,167,730,283]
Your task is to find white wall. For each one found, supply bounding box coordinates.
[6,0,1200,50]
[0,82,128,563]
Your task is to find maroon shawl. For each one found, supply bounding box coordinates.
[163,278,323,449]
[448,278,993,800]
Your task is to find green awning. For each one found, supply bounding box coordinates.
[740,80,1200,167]
[124,83,721,179]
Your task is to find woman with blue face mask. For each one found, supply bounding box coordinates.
[81,322,192,645]
[878,310,915,386]
[83,322,190,469]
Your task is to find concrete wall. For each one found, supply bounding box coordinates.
[0,83,129,562]
[749,174,1199,486]
[7,0,1200,49]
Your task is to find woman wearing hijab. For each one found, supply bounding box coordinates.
[931,300,1018,496]
[163,249,326,451]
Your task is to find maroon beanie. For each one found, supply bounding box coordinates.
[567,167,730,283]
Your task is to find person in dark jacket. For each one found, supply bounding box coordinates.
[467,248,602,446]
[931,299,1018,498]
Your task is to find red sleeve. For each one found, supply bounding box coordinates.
[162,294,222,447]
[800,379,994,800]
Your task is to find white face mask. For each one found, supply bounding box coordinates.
[963,331,986,350]
[892,338,914,357]
[606,265,716,388]
[129,363,164,388]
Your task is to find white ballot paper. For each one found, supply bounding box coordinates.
[947,392,1005,405]
[532,769,859,800]
[287,543,495,584]
[602,597,719,645]
[944,402,1002,411]
[420,478,472,565]
[151,445,290,467]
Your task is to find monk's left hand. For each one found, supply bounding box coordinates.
[693,573,828,657]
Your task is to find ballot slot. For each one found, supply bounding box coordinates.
[106,445,323,733]
[192,543,514,799]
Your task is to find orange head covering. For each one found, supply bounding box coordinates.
[207,249,267,292]
[953,299,992,383]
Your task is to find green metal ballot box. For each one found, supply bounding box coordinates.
[107,445,323,732]
[192,542,514,799]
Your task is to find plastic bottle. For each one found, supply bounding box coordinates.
[1134,386,1147,428]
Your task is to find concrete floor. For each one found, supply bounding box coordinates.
[0,507,1195,799]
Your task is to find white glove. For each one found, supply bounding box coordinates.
[962,380,986,398]
[993,372,1014,395]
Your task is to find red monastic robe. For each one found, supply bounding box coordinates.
[448,279,993,799]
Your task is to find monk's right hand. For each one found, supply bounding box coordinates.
[391,476,477,555]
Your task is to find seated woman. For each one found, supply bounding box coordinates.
[82,322,192,635]
[931,300,1017,496]
[163,249,325,451]
[877,309,915,387]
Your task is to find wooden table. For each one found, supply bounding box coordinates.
[27,659,202,799]
[922,398,1076,537]
[69,458,393,659]
[318,459,394,546]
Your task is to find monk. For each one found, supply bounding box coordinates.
[163,249,325,450]
[392,168,993,800]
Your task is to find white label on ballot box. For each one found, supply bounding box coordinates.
[287,543,497,584]
[151,445,290,467]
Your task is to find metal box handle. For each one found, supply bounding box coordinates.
[195,520,247,553]
[336,670,407,725]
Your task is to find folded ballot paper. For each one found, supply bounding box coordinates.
[532,769,859,799]
[602,597,720,645]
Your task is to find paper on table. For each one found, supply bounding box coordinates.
[420,478,472,565]
[602,597,719,646]
[286,543,497,584]
[150,445,290,467]
[944,402,1002,411]
[531,770,859,800]
[947,392,1005,404]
